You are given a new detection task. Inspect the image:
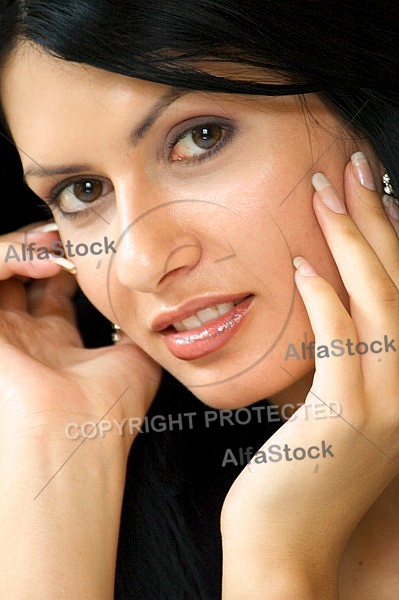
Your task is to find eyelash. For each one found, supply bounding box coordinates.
[45,117,236,219]
[46,177,111,222]
[167,117,235,165]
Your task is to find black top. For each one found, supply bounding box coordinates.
[114,371,282,600]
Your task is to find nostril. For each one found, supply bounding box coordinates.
[162,244,202,276]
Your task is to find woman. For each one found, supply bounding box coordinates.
[0,0,398,597]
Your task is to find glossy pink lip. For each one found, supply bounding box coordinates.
[151,292,252,332]
[159,295,254,361]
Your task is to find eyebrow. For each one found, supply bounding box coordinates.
[23,87,188,179]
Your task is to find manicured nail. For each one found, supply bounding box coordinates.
[351,152,376,191]
[382,194,399,221]
[312,173,347,214]
[30,222,59,233]
[51,256,77,275]
[293,256,318,276]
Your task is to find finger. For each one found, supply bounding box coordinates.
[345,152,399,286]
[0,233,63,280]
[311,173,398,342]
[0,220,58,242]
[311,174,399,402]
[293,257,362,403]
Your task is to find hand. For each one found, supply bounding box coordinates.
[0,222,161,598]
[221,154,399,599]
[0,222,161,452]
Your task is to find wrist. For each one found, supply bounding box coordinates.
[221,526,340,600]
[222,544,339,600]
[0,433,127,598]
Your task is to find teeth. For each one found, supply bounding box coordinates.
[216,302,234,316]
[179,314,203,330]
[196,306,219,323]
[173,302,235,332]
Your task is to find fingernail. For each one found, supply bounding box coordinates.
[382,194,399,221]
[293,256,318,276]
[311,173,347,214]
[30,222,59,233]
[351,152,376,191]
[51,256,77,275]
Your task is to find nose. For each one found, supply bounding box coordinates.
[113,185,202,293]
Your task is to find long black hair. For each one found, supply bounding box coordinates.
[1,0,399,190]
[1,2,399,598]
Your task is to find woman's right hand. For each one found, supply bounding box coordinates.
[0,223,161,599]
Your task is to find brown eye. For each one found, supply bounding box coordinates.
[55,178,112,215]
[191,124,223,149]
[73,180,103,203]
[170,122,230,162]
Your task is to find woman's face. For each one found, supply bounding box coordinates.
[1,45,355,409]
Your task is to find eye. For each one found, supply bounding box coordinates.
[169,120,234,163]
[49,177,112,215]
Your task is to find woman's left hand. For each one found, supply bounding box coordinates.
[221,154,399,599]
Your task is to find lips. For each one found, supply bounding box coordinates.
[154,295,254,360]
[151,293,252,332]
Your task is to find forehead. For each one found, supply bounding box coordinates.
[1,43,181,167]
[2,42,168,119]
[1,42,340,173]
[1,41,303,121]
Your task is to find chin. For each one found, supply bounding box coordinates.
[171,368,282,410]
[167,355,315,410]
